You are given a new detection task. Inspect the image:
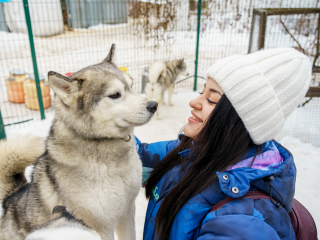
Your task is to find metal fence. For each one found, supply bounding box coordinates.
[0,0,319,146]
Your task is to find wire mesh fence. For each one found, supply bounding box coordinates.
[0,0,319,146]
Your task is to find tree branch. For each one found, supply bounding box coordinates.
[279,15,306,55]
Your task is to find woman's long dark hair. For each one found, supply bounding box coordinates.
[145,94,264,240]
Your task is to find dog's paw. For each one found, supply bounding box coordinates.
[169,103,175,106]
[162,102,166,105]
[157,116,162,120]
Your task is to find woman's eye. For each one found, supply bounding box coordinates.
[207,98,216,104]
[109,92,121,99]
[198,92,203,95]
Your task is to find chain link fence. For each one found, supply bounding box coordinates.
[0,0,319,146]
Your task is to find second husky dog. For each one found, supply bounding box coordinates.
[145,59,188,119]
[0,44,157,240]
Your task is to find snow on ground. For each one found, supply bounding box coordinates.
[4,91,320,239]
[280,136,320,233]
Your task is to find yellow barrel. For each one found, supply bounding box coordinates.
[24,73,51,110]
[25,95,51,110]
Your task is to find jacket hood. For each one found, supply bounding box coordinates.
[199,141,296,212]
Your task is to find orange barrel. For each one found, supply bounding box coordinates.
[5,69,28,103]
[24,73,51,110]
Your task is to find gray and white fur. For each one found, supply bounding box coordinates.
[0,44,157,240]
[26,205,101,240]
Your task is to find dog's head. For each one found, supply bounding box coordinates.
[176,58,188,76]
[48,44,157,139]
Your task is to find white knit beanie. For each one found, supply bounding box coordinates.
[206,48,312,145]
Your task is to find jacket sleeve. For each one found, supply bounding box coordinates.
[134,136,180,187]
[198,214,281,240]
[134,136,180,168]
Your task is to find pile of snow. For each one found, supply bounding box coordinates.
[88,23,128,31]
[3,0,64,37]
[0,31,28,45]
[0,31,29,56]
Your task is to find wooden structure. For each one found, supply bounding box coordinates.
[248,8,320,97]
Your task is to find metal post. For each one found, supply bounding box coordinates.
[248,10,256,54]
[23,0,45,120]
[0,109,6,140]
[65,0,72,30]
[194,0,202,91]
[312,13,320,71]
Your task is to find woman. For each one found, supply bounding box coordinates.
[135,48,311,240]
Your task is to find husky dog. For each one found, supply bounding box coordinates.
[26,206,101,240]
[0,44,157,240]
[145,59,188,119]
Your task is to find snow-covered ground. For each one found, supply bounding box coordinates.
[4,91,320,239]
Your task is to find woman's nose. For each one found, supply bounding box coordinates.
[189,96,202,110]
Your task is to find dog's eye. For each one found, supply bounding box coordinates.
[109,92,121,99]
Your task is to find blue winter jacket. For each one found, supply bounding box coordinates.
[135,135,296,240]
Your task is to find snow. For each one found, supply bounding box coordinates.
[77,23,129,31]
[4,91,320,239]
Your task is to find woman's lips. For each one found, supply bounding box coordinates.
[188,117,201,123]
[189,111,203,123]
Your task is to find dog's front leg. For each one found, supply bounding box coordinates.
[168,84,175,106]
[115,203,136,240]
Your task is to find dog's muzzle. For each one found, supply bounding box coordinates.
[146,101,158,114]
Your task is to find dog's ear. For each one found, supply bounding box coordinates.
[48,71,80,106]
[103,44,116,64]
[177,58,184,67]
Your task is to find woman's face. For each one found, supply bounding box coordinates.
[184,77,224,139]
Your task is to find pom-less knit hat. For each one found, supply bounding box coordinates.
[206,48,312,145]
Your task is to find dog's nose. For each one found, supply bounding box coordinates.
[146,101,158,114]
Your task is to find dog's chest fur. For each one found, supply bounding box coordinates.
[37,126,142,234]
